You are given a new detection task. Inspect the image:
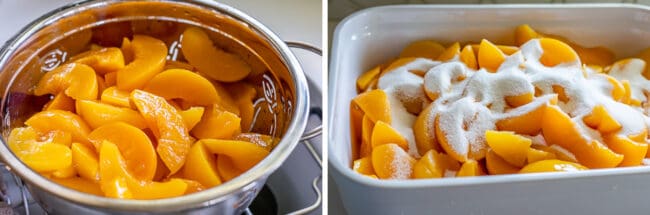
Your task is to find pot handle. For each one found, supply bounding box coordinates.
[284,41,323,142]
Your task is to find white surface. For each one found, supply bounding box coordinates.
[329,4,650,214]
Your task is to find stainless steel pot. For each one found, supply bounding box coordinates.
[0,0,316,214]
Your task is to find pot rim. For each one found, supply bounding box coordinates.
[0,0,310,211]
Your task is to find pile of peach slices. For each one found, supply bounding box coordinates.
[350,24,650,180]
[8,27,277,199]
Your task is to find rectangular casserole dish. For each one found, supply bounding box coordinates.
[329,4,650,215]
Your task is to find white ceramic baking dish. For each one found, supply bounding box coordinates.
[329,4,650,215]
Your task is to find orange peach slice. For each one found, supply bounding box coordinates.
[352,89,391,124]
[381,57,417,76]
[43,93,75,112]
[143,69,220,106]
[234,133,278,152]
[352,157,375,175]
[603,134,648,167]
[527,148,557,164]
[497,95,555,136]
[51,162,77,178]
[116,35,167,91]
[357,66,381,91]
[191,105,241,139]
[519,159,587,174]
[104,72,117,86]
[470,44,519,56]
[413,104,439,155]
[71,142,99,181]
[216,156,243,182]
[121,37,133,63]
[435,99,493,162]
[413,150,459,179]
[372,143,415,179]
[437,42,460,62]
[360,115,374,158]
[100,86,135,109]
[25,110,90,144]
[460,45,478,70]
[34,63,98,100]
[371,121,408,151]
[485,149,519,175]
[399,40,445,60]
[8,129,72,173]
[76,100,147,129]
[70,47,125,74]
[201,139,269,171]
[49,177,103,196]
[573,45,614,67]
[179,106,205,131]
[211,81,241,115]
[40,130,72,147]
[542,105,623,168]
[131,90,192,175]
[181,27,251,82]
[350,103,364,159]
[225,82,257,130]
[182,141,222,187]
[478,39,506,72]
[88,122,157,180]
[515,24,539,46]
[582,105,621,134]
[504,93,533,108]
[485,130,532,167]
[539,38,579,67]
[456,159,485,177]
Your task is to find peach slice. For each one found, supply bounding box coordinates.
[542,105,623,168]
[225,82,257,130]
[360,115,374,158]
[71,142,99,181]
[497,95,555,136]
[25,110,90,144]
[504,93,533,108]
[603,134,648,167]
[573,45,615,67]
[165,61,196,71]
[49,177,103,196]
[519,159,587,174]
[182,141,222,187]
[381,57,417,76]
[456,159,485,177]
[217,156,243,182]
[352,157,375,175]
[88,122,157,180]
[460,45,478,70]
[179,106,205,131]
[40,130,72,147]
[413,103,440,155]
[539,38,579,67]
[413,150,460,179]
[470,44,519,56]
[527,148,557,164]
[191,105,241,139]
[201,139,269,171]
[515,24,539,46]
[435,99,493,162]
[99,141,187,199]
[116,35,167,91]
[582,105,621,134]
[100,86,135,109]
[143,69,220,106]
[485,130,532,167]
[179,179,206,194]
[478,39,506,72]
[70,47,124,74]
[234,133,278,152]
[131,90,192,175]
[211,81,241,115]
[43,93,75,112]
[121,37,133,63]
[350,103,364,159]
[371,121,408,151]
[485,149,519,175]
[357,66,381,92]
[9,135,72,173]
[51,164,77,178]
[352,89,391,124]
[437,42,460,62]
[399,40,446,60]
[181,27,251,82]
[34,63,98,100]
[76,100,147,129]
[104,72,117,86]
[372,143,415,179]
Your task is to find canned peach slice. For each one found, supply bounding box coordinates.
[33,63,98,100]
[191,105,241,139]
[216,156,243,182]
[100,86,134,109]
[478,39,506,72]
[352,157,375,176]
[49,177,103,196]
[43,93,75,112]
[179,106,205,131]
[70,47,125,74]
[470,44,519,56]
[603,134,648,167]
[25,110,90,144]
[485,149,519,175]
[399,40,445,60]
[359,115,374,157]
[104,72,117,86]
[181,27,251,82]
[210,81,241,115]
[539,38,579,67]
[71,142,99,181]
[200,139,269,171]
[413,150,459,179]
[582,105,621,134]
[496,95,555,136]
[504,92,533,108]
[182,141,222,187]
[371,143,415,180]
[234,133,278,152]
[352,89,391,124]
[76,100,147,129]
[357,66,381,92]
[88,122,157,180]
[225,82,257,130]
[526,148,557,164]
[177,179,206,195]
[9,135,72,173]
[116,35,167,91]
[371,121,408,151]
[437,42,460,62]
[131,90,192,175]
[519,159,587,174]
[51,164,77,179]
[144,69,220,106]
[514,24,539,46]
[485,130,531,167]
[413,103,439,155]
[456,159,485,177]
[460,45,478,70]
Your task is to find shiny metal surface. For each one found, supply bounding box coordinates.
[0,0,311,214]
